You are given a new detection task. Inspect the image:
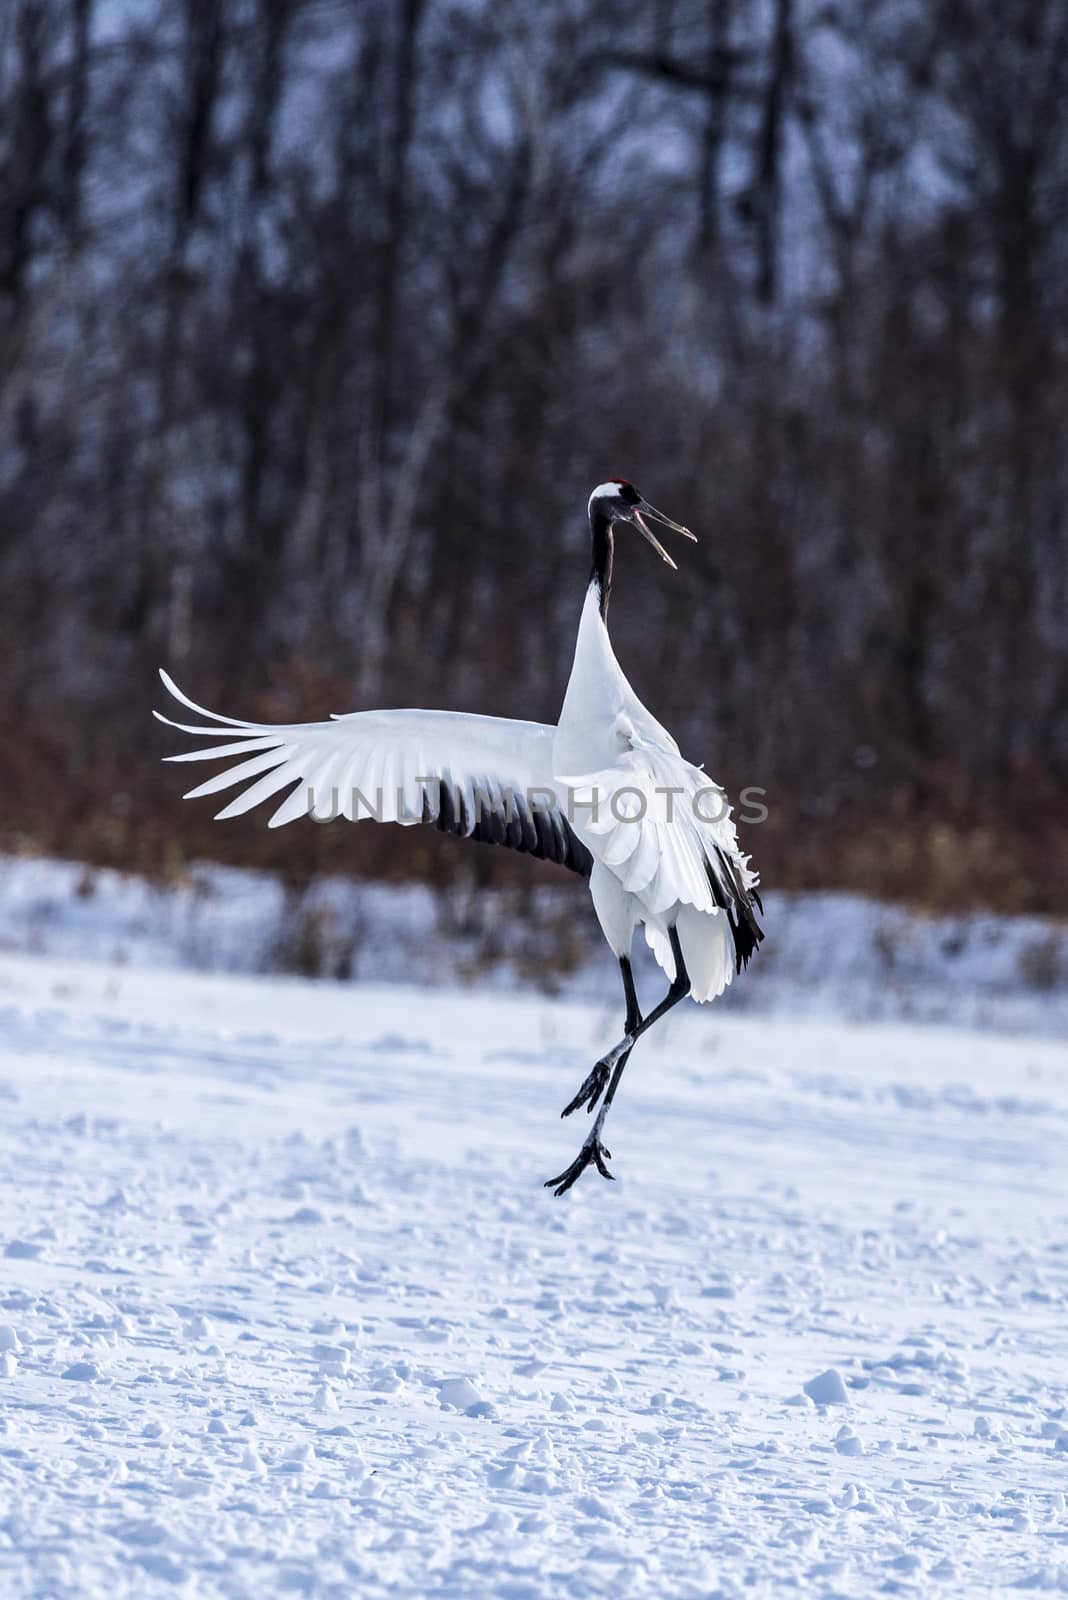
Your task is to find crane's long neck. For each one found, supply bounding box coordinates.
[557,515,635,762]
[590,507,614,619]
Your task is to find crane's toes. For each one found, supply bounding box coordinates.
[561,1039,632,1118]
[561,1060,610,1118]
[591,1140,614,1179]
[544,1136,615,1197]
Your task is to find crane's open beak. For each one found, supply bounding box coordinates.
[630,499,698,570]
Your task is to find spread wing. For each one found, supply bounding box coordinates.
[154,672,592,877]
[562,743,763,971]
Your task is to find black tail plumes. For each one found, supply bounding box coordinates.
[707,847,765,974]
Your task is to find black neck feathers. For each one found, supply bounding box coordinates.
[590,506,614,619]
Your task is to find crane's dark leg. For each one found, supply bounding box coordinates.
[545,930,690,1197]
[560,956,641,1118]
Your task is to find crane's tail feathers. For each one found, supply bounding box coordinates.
[704,845,764,973]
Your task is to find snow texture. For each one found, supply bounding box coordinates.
[0,939,1066,1597]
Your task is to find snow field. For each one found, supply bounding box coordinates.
[0,951,1066,1597]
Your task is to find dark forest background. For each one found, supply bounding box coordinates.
[1,0,1066,913]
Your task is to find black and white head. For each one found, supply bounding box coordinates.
[587,480,697,571]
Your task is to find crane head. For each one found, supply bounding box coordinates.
[587,480,697,570]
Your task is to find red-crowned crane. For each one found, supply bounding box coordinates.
[156,482,763,1192]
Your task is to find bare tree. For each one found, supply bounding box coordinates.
[0,0,1064,911]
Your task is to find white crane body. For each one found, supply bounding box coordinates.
[157,480,763,1192]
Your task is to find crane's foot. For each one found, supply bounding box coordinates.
[544,1132,615,1197]
[561,1037,632,1118]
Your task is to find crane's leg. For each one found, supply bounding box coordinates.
[545,930,690,1197]
[560,956,642,1118]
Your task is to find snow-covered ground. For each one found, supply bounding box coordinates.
[1,854,1066,1035]
[1,935,1068,1598]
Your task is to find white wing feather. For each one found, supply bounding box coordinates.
[561,744,755,917]
[156,671,760,968]
[154,670,565,835]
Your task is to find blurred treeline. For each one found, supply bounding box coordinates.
[1,0,1066,912]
